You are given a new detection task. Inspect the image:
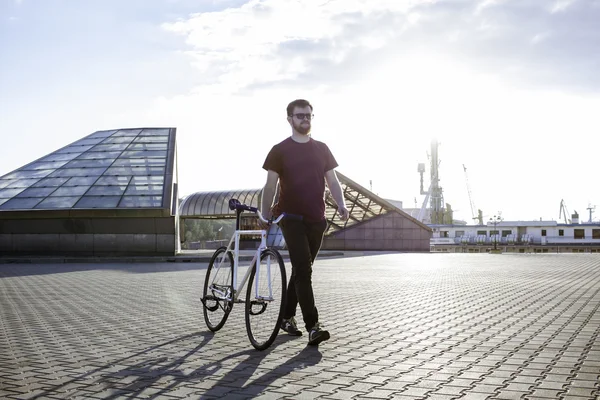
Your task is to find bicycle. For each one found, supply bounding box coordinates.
[201,198,291,350]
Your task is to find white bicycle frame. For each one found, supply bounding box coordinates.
[211,211,284,304]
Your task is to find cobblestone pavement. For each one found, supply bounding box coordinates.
[1,254,599,399]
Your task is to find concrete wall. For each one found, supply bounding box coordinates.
[0,217,176,256]
[321,211,431,251]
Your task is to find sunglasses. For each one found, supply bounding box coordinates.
[292,113,314,121]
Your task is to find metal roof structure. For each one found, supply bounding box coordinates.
[179,189,261,219]
[0,128,176,214]
[179,171,429,234]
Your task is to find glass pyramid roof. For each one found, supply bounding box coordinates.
[0,128,175,211]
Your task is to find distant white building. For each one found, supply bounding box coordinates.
[429,219,600,253]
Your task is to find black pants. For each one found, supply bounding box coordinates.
[279,218,327,332]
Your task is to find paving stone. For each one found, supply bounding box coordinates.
[459,392,493,400]
[494,389,530,399]
[562,387,598,398]
[529,388,565,398]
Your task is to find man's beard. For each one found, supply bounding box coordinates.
[294,122,311,135]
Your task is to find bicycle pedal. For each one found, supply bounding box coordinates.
[248,300,268,315]
[201,296,219,312]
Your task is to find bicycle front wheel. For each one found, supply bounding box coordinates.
[202,246,234,332]
[245,248,287,351]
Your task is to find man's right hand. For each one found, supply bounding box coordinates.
[258,214,272,230]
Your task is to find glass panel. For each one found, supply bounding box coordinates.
[133,136,168,143]
[71,138,105,146]
[74,196,121,208]
[0,180,12,189]
[124,185,163,195]
[76,151,122,160]
[127,143,168,150]
[131,176,163,185]
[90,143,129,152]
[50,186,90,196]
[0,198,8,206]
[112,158,165,167]
[31,178,69,187]
[113,129,142,137]
[2,170,53,179]
[87,185,127,196]
[141,128,170,136]
[215,192,229,215]
[0,188,26,198]
[101,136,135,144]
[95,176,131,185]
[104,166,165,176]
[121,150,167,158]
[0,197,43,209]
[87,130,116,139]
[64,159,115,168]
[39,153,80,162]
[35,196,80,209]
[56,145,94,153]
[16,187,57,197]
[4,179,41,188]
[22,161,68,170]
[64,176,99,186]
[119,196,163,208]
[48,168,107,177]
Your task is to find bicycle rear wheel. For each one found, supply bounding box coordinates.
[245,248,287,351]
[202,246,234,332]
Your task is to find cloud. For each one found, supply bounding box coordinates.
[550,0,577,13]
[162,0,600,96]
[162,0,426,93]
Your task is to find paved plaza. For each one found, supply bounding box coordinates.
[0,253,599,399]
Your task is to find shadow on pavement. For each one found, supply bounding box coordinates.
[29,329,321,399]
[199,339,323,399]
[30,331,214,400]
[0,262,208,278]
[98,334,321,399]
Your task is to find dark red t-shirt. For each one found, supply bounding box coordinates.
[262,137,338,222]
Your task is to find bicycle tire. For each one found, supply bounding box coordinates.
[202,246,234,332]
[245,248,287,351]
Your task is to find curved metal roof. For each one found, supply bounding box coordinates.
[179,171,430,234]
[179,188,262,218]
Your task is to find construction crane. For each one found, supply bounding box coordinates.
[559,199,571,224]
[463,164,483,225]
[587,204,596,223]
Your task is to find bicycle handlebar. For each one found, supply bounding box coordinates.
[228,198,300,225]
[256,210,285,224]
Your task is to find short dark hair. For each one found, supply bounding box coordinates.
[287,99,313,117]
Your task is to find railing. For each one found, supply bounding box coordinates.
[431,235,600,246]
[545,236,600,244]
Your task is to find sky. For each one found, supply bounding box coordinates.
[1,0,600,223]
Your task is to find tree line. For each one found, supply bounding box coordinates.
[182,219,236,246]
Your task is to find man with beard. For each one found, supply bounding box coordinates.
[261,99,349,346]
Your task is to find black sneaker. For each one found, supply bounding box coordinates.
[308,323,330,345]
[280,317,302,336]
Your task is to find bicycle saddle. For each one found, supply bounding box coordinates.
[228,198,241,210]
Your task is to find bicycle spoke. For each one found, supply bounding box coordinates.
[245,249,286,350]
[203,247,234,331]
